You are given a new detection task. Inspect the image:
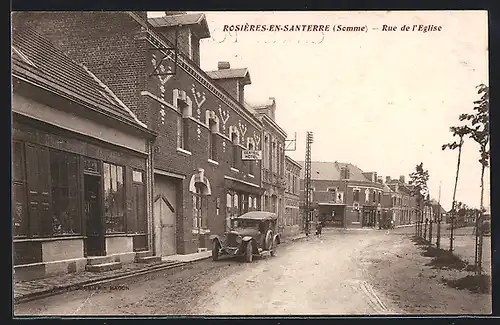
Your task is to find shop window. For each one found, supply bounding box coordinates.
[103,162,125,233]
[50,150,80,235]
[131,170,146,233]
[12,141,28,237]
[24,143,51,237]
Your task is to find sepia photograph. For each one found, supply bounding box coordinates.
[11,10,491,316]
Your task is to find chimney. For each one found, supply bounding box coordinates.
[268,97,276,120]
[377,176,383,184]
[218,61,231,70]
[386,176,391,183]
[399,175,405,183]
[373,172,378,183]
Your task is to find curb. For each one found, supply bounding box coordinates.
[14,261,188,305]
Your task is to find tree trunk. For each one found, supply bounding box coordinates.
[477,162,486,275]
[450,137,464,252]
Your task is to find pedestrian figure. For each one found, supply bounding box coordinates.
[316,220,323,236]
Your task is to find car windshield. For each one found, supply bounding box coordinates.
[233,219,260,230]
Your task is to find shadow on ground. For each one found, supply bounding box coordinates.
[411,236,490,295]
[441,275,491,294]
[411,236,468,270]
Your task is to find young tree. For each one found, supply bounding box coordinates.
[442,125,469,251]
[409,162,430,237]
[459,84,489,274]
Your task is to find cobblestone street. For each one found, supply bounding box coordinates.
[14,227,491,316]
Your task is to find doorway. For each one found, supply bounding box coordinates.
[154,175,177,257]
[84,174,105,256]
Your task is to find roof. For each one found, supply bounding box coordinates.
[148,13,211,39]
[11,23,148,130]
[235,211,278,221]
[206,68,252,85]
[297,161,372,182]
[382,183,393,193]
[285,155,302,169]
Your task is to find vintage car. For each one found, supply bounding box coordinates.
[210,211,281,263]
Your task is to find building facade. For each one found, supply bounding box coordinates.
[17,11,264,256]
[253,98,287,230]
[299,161,386,228]
[12,23,157,281]
[385,176,416,225]
[284,156,302,237]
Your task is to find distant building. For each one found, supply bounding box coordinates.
[298,161,385,228]
[284,156,302,237]
[385,176,417,225]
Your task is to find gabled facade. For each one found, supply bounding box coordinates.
[11,22,157,281]
[16,11,264,255]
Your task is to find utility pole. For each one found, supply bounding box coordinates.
[303,131,313,236]
[436,181,442,249]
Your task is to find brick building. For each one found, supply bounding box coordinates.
[16,11,264,255]
[385,176,417,225]
[12,23,157,281]
[284,156,302,237]
[299,161,385,228]
[251,98,287,229]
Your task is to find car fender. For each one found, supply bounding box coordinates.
[210,235,221,242]
[242,236,253,242]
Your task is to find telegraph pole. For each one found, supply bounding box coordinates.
[436,181,442,249]
[303,131,313,236]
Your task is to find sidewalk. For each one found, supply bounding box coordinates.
[14,251,212,305]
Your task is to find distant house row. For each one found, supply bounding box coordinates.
[297,161,446,228]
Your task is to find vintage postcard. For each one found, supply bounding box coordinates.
[11,10,490,316]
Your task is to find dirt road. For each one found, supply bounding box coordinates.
[14,227,490,316]
[195,231,398,315]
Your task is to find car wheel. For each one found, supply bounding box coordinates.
[212,240,220,261]
[270,237,278,257]
[245,242,253,263]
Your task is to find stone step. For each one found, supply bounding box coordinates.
[135,256,162,264]
[135,251,153,259]
[85,262,122,273]
[86,255,117,266]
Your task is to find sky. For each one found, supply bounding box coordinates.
[149,11,490,211]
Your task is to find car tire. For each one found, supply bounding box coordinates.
[245,242,253,263]
[212,240,220,262]
[270,237,278,257]
[264,230,273,250]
